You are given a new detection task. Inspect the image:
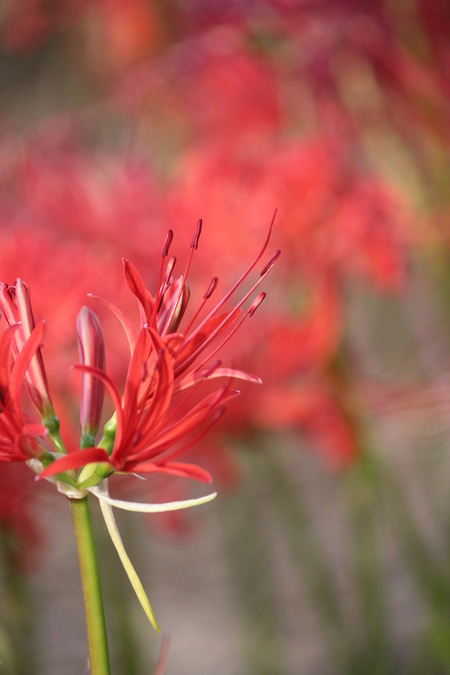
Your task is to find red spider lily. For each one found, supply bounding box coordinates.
[0,322,48,462]
[39,219,279,485]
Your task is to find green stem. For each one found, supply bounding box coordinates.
[48,428,67,455]
[70,496,111,675]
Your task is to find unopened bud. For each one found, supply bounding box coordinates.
[77,307,105,447]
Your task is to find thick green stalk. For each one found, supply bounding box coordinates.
[70,496,111,675]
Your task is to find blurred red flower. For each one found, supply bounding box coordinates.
[167,135,410,291]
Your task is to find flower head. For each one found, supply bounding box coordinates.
[38,217,279,486]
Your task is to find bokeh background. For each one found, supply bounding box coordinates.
[1,0,450,673]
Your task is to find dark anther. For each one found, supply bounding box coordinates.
[203,277,218,300]
[249,292,266,317]
[162,230,174,257]
[190,219,202,249]
[260,250,281,277]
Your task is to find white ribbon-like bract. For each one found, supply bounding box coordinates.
[88,481,217,512]
[88,480,217,632]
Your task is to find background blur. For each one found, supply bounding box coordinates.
[1,0,450,673]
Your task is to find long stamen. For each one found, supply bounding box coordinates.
[150,230,174,328]
[161,219,202,336]
[191,293,266,375]
[175,247,279,374]
[182,210,277,346]
[181,276,219,336]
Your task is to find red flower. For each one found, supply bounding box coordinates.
[39,220,279,486]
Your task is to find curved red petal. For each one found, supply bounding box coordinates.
[0,325,19,391]
[9,321,46,413]
[37,448,111,479]
[125,461,212,483]
[123,259,154,325]
[88,295,138,355]
[173,366,261,392]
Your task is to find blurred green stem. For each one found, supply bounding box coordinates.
[70,496,111,675]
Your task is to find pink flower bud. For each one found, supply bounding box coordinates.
[77,307,105,447]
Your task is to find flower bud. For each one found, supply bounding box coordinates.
[77,307,105,447]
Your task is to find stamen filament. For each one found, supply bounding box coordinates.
[151,230,174,327]
[182,209,277,346]
[175,254,275,376]
[191,293,266,376]
[161,219,203,336]
[181,276,219,336]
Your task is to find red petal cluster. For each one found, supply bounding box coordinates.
[0,323,48,462]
